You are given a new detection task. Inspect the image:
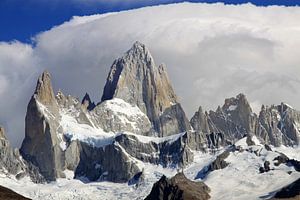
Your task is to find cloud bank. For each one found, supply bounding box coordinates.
[1,2,300,147]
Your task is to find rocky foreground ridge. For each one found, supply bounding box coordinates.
[145,173,211,200]
[0,42,299,199]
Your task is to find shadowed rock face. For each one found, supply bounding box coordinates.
[0,185,31,200]
[20,67,194,183]
[81,93,95,111]
[101,41,191,137]
[0,126,44,183]
[20,71,64,181]
[0,127,6,139]
[258,103,300,146]
[191,94,256,148]
[0,126,26,176]
[145,173,211,200]
[272,178,300,199]
[195,150,230,179]
[191,93,300,147]
[74,141,141,183]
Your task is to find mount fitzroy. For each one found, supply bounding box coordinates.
[0,42,299,189]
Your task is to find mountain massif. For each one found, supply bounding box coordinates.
[0,42,299,199]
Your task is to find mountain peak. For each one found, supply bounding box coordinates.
[0,126,6,139]
[101,42,190,136]
[124,41,154,66]
[34,70,56,106]
[81,93,95,111]
[132,41,146,50]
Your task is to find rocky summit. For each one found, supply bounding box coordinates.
[0,42,299,200]
[101,41,191,137]
[190,93,300,148]
[145,173,211,200]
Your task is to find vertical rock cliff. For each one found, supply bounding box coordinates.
[101,41,191,136]
[20,70,64,181]
[191,94,300,147]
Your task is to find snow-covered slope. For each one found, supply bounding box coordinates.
[1,139,299,200]
[3,42,300,199]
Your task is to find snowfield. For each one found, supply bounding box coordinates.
[0,138,299,200]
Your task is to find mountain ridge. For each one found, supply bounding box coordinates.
[0,41,299,199]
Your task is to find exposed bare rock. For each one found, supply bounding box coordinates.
[246,135,256,146]
[0,185,31,200]
[191,94,257,149]
[20,70,64,182]
[0,126,44,183]
[190,106,210,134]
[145,173,210,200]
[196,150,230,179]
[258,103,300,146]
[0,127,6,139]
[81,93,95,111]
[101,41,191,137]
[74,141,141,183]
[272,178,300,199]
[33,70,58,112]
[191,94,300,148]
[0,126,26,177]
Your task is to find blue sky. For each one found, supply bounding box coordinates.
[1,0,299,43]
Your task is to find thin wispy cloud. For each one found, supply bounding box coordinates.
[1,2,300,147]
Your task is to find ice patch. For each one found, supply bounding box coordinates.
[228,105,237,111]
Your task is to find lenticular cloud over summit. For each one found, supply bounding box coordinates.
[1,2,300,147]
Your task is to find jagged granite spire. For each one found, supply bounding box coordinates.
[0,126,44,182]
[0,126,6,139]
[33,70,57,106]
[190,106,210,133]
[21,70,63,181]
[101,41,191,136]
[81,93,96,111]
[191,93,300,147]
[257,102,300,146]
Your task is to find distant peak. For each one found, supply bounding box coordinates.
[197,106,204,113]
[132,41,146,49]
[82,92,95,111]
[34,70,56,106]
[127,41,148,54]
[0,126,6,139]
[223,93,252,113]
[82,92,91,101]
[236,93,246,100]
[125,41,154,63]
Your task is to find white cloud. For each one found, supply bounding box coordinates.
[1,2,300,147]
[0,41,41,146]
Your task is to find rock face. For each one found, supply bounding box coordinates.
[101,41,191,137]
[191,94,256,148]
[0,185,31,200]
[191,93,300,147]
[0,126,26,177]
[74,141,141,182]
[17,42,300,187]
[145,173,211,200]
[0,126,43,183]
[20,71,64,181]
[196,150,230,179]
[272,178,300,199]
[115,133,193,168]
[257,103,300,146]
[81,93,96,111]
[20,50,194,182]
